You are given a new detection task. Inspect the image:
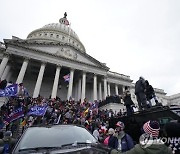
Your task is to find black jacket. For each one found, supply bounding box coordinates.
[135,79,145,94]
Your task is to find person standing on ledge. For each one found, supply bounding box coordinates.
[145,80,159,107]
[135,76,148,111]
[122,86,134,116]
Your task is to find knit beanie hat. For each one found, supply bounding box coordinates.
[143,120,160,137]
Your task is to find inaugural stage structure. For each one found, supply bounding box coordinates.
[0,13,170,110]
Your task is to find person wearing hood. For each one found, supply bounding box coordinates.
[111,120,172,154]
[0,131,17,153]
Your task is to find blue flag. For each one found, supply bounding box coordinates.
[0,84,18,97]
[27,105,48,116]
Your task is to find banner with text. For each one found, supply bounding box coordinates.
[4,107,24,125]
[0,84,18,97]
[27,105,48,116]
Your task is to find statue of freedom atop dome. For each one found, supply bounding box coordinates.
[64,12,67,18]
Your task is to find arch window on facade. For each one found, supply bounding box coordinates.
[56,35,59,38]
[50,34,53,37]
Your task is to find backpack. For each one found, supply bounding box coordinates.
[2,143,10,154]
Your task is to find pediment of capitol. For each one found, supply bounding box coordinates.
[11,40,106,68]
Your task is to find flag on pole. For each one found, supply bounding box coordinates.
[83,108,89,117]
[3,107,24,125]
[64,20,69,26]
[21,119,26,127]
[27,105,48,116]
[0,84,18,97]
[63,74,70,82]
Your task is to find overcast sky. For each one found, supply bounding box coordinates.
[0,0,180,96]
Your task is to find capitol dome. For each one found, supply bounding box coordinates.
[27,13,86,52]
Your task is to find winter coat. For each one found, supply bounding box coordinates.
[108,135,117,149]
[0,136,17,153]
[109,134,134,152]
[145,85,155,100]
[135,79,145,94]
[111,143,172,154]
[123,90,134,106]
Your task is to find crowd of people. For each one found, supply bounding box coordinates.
[109,120,180,154]
[0,78,179,153]
[0,94,179,153]
[0,92,128,152]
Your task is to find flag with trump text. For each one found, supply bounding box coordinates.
[0,84,18,97]
[27,105,48,116]
[63,74,70,82]
[4,107,24,125]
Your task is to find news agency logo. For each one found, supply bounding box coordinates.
[139,133,153,148]
[139,133,180,151]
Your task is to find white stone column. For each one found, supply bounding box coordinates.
[0,54,9,78]
[51,65,61,99]
[81,72,86,103]
[108,83,111,96]
[1,64,11,80]
[33,62,46,98]
[78,78,81,101]
[121,85,125,103]
[16,58,29,84]
[6,71,12,82]
[93,74,97,101]
[67,69,74,100]
[115,84,119,95]
[98,82,102,101]
[103,77,107,99]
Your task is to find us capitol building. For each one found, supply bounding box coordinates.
[0,13,179,111]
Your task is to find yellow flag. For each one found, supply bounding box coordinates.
[84,108,89,116]
[21,120,26,126]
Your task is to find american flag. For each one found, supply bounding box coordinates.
[63,74,70,82]
[64,20,69,26]
[3,120,9,125]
